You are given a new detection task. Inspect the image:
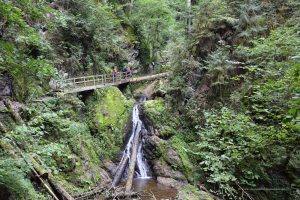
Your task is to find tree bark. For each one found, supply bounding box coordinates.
[3,99,23,124]
[48,175,75,200]
[130,0,134,13]
[28,155,75,200]
[125,130,141,192]
[6,142,60,200]
[112,156,129,187]
[0,122,7,133]
[187,0,192,35]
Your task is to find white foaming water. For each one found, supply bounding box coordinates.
[117,99,150,179]
[137,141,150,178]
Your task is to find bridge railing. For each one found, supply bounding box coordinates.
[63,71,134,92]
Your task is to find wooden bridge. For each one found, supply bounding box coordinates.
[62,72,169,93]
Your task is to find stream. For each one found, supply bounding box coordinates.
[113,97,177,199]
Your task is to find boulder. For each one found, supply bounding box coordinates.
[143,134,166,159]
[99,168,112,185]
[153,160,187,181]
[103,160,117,177]
[163,147,182,168]
[157,177,185,189]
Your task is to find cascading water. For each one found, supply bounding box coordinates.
[111,97,177,199]
[112,97,150,187]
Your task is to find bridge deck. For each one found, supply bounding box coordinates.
[63,72,169,93]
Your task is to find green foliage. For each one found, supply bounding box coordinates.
[0,96,113,197]
[191,107,296,198]
[0,156,47,199]
[130,0,175,66]
[192,0,236,41]
[58,0,132,74]
[0,0,61,101]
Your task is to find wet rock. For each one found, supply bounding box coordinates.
[99,168,112,185]
[103,160,117,177]
[79,163,112,185]
[153,160,187,181]
[143,135,166,159]
[163,147,182,168]
[157,177,185,189]
[177,185,213,200]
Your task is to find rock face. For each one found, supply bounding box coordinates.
[0,73,12,97]
[140,98,214,200]
[86,87,135,159]
[153,160,187,181]
[141,100,191,187]
[157,177,185,189]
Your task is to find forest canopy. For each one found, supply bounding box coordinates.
[0,0,299,199]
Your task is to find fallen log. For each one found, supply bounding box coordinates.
[10,142,60,200]
[28,155,74,200]
[106,191,138,200]
[74,185,109,200]
[48,175,75,200]
[3,99,23,124]
[125,128,141,192]
[112,156,129,187]
[10,142,74,200]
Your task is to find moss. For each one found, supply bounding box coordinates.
[143,99,165,126]
[177,185,213,200]
[160,126,177,138]
[88,87,134,131]
[155,140,168,158]
[87,87,134,159]
[171,136,194,182]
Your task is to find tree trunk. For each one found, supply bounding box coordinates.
[0,122,7,133]
[112,156,129,187]
[5,142,60,200]
[187,0,192,35]
[125,130,141,192]
[3,99,23,124]
[130,0,134,13]
[28,155,75,200]
[48,176,75,200]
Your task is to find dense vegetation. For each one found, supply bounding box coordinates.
[1,0,299,199]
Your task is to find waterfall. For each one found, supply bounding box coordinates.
[112,97,150,187]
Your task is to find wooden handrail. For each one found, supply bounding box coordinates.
[61,72,168,93]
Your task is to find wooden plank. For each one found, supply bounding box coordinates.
[63,72,169,94]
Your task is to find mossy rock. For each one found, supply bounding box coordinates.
[87,87,134,159]
[143,99,165,125]
[160,125,177,138]
[88,87,134,131]
[177,185,213,200]
[170,136,194,181]
[143,98,179,130]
